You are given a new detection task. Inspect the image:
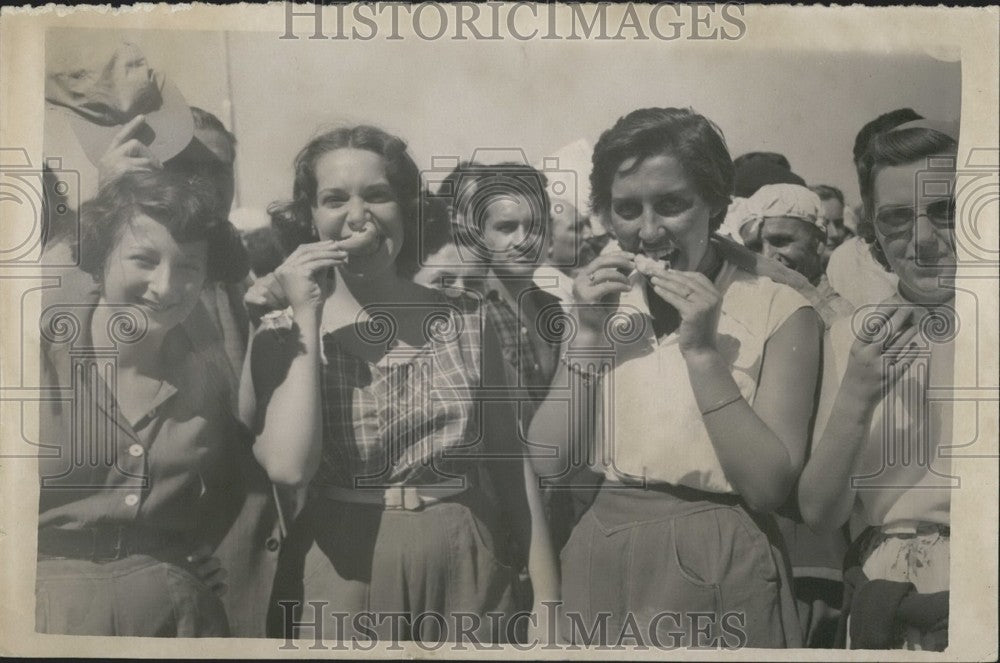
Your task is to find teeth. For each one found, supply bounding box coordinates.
[643,246,674,260]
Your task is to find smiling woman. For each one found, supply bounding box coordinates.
[241,125,559,643]
[799,118,959,650]
[528,107,823,647]
[36,170,254,637]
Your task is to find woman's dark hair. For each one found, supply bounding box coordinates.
[852,108,922,166]
[77,170,248,284]
[268,125,422,277]
[590,107,734,232]
[856,124,957,271]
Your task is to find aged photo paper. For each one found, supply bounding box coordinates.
[1,2,997,660]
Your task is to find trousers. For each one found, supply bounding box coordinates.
[35,554,229,637]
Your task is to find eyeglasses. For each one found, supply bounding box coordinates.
[875,196,955,237]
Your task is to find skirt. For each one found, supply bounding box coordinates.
[559,483,802,648]
[35,554,230,637]
[270,484,520,644]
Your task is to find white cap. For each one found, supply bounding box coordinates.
[742,184,827,237]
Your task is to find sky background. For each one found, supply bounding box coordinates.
[56,27,962,217]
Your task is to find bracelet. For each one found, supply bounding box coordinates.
[700,393,743,416]
[559,353,603,383]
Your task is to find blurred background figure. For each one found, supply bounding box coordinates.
[411,160,486,291]
[741,183,852,327]
[534,139,598,303]
[811,184,853,265]
[733,150,806,199]
[743,184,827,283]
[718,195,756,244]
[230,207,287,280]
[166,107,250,392]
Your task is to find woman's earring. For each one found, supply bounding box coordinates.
[309,224,320,241]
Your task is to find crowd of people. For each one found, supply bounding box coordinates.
[36,37,956,650]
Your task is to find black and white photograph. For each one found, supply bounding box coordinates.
[0,3,997,659]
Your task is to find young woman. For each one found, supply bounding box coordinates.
[241,126,558,643]
[799,118,958,651]
[528,107,822,647]
[36,171,251,636]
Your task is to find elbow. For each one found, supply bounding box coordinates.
[266,467,312,491]
[253,444,313,490]
[743,489,787,515]
[743,464,797,514]
[798,497,843,533]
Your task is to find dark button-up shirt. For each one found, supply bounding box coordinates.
[38,297,246,537]
[475,271,562,431]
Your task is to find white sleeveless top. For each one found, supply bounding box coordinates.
[593,259,812,493]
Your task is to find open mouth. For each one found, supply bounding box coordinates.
[640,243,679,265]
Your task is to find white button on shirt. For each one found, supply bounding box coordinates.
[124,494,140,507]
[593,260,812,494]
[128,444,144,457]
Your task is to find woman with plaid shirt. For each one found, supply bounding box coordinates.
[240,125,558,644]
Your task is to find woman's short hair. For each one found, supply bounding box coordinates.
[590,107,734,232]
[268,125,422,277]
[852,108,922,167]
[856,123,957,270]
[77,170,248,284]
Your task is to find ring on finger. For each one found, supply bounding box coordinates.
[589,272,596,283]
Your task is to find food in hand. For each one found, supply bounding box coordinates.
[336,219,382,256]
[634,252,671,276]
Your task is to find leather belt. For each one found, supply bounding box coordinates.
[310,482,469,511]
[37,526,189,562]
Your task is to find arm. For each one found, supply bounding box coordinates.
[685,307,822,513]
[527,252,634,482]
[799,303,920,531]
[246,312,324,488]
[240,242,345,488]
[649,266,822,513]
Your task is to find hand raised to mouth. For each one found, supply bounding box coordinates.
[335,215,383,257]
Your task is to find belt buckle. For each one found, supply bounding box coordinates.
[383,486,424,511]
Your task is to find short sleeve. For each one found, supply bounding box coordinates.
[764,281,815,340]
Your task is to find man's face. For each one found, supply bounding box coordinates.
[548,200,590,272]
[758,216,824,282]
[820,197,850,251]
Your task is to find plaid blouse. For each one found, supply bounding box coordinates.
[259,294,489,489]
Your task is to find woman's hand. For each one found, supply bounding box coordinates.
[571,251,634,343]
[271,241,346,315]
[646,265,722,357]
[843,297,921,404]
[186,544,228,598]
